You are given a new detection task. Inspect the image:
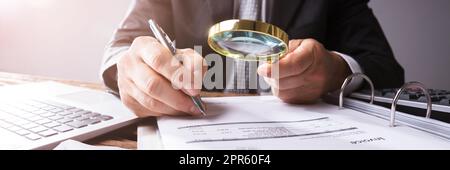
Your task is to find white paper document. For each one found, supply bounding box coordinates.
[157,96,450,150]
[53,140,127,150]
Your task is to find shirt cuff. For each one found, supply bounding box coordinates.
[100,46,130,92]
[332,51,363,95]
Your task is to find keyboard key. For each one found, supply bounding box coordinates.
[25,133,41,140]
[81,111,93,115]
[0,114,19,122]
[98,115,113,121]
[440,99,450,106]
[66,121,89,128]
[5,116,21,124]
[53,125,73,132]
[48,108,63,113]
[38,129,58,137]
[83,112,100,118]
[75,116,89,121]
[29,126,48,133]
[43,121,60,128]
[381,89,396,95]
[8,109,28,116]
[36,118,52,125]
[384,92,396,98]
[399,94,410,100]
[19,113,36,119]
[400,93,421,100]
[15,129,30,136]
[41,106,57,111]
[13,119,31,126]
[7,125,22,132]
[55,104,74,110]
[48,115,63,120]
[417,96,428,103]
[21,123,39,129]
[83,118,101,125]
[431,96,442,102]
[40,112,56,117]
[437,90,446,95]
[75,110,91,115]
[27,115,43,122]
[66,108,83,112]
[58,111,73,116]
[68,113,82,119]
[57,118,73,124]
[31,110,47,115]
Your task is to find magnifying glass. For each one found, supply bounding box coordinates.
[208,19,288,62]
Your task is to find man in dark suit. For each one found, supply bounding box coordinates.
[101,0,404,117]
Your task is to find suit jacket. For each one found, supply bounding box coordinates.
[102,0,404,92]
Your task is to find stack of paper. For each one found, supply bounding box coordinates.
[156,96,450,150]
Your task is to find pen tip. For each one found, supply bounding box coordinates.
[191,96,207,116]
[200,109,207,117]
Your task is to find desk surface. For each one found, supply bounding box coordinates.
[0,72,255,149]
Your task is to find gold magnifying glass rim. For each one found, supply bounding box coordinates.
[207,19,289,61]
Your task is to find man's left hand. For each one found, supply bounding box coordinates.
[257,39,351,104]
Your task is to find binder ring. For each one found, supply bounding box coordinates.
[339,73,374,109]
[390,81,432,127]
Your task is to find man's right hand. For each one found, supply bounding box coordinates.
[117,36,206,117]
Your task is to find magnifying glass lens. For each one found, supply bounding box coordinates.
[208,19,288,61]
[213,31,285,56]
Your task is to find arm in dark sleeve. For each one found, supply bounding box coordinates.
[326,0,404,88]
[100,0,173,93]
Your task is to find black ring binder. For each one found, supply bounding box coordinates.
[328,78,448,138]
[339,73,374,109]
[390,81,432,127]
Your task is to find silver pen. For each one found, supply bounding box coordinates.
[148,19,207,116]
